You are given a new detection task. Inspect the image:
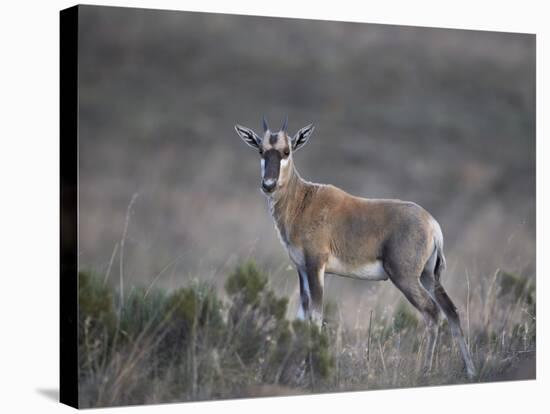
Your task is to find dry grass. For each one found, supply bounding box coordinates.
[78,260,535,408]
[323,269,535,392]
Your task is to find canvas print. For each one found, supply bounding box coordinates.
[60,4,536,408]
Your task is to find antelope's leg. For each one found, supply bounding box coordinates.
[420,256,476,377]
[297,268,310,320]
[387,267,441,373]
[433,280,477,378]
[304,255,326,328]
[420,266,440,372]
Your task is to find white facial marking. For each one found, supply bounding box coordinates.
[260,158,265,178]
[264,178,275,186]
[280,157,289,168]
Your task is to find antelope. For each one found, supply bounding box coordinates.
[234,116,476,377]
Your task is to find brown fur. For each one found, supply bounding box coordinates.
[271,163,436,275]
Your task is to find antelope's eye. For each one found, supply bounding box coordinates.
[259,148,263,155]
[283,148,290,156]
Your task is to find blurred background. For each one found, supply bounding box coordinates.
[78,5,535,322]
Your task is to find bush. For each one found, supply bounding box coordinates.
[225,261,269,306]
[78,271,117,373]
[78,261,334,407]
[118,287,168,341]
[498,270,535,309]
[78,271,117,336]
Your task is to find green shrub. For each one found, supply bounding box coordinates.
[78,271,117,342]
[225,262,289,367]
[166,283,225,341]
[498,271,535,306]
[118,287,168,341]
[78,261,336,407]
[225,261,268,306]
[281,320,334,383]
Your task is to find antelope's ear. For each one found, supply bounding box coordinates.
[234,124,261,149]
[292,124,314,151]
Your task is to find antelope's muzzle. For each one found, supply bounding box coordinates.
[261,149,281,193]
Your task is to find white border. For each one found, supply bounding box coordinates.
[0,1,546,412]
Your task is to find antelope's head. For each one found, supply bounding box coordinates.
[234,116,314,195]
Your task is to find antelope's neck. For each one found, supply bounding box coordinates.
[267,162,314,246]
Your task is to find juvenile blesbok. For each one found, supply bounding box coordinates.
[234,117,476,377]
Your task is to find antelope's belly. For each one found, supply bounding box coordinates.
[326,256,388,281]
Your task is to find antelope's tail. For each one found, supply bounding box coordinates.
[432,218,447,282]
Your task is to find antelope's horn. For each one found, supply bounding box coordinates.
[281,115,288,132]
